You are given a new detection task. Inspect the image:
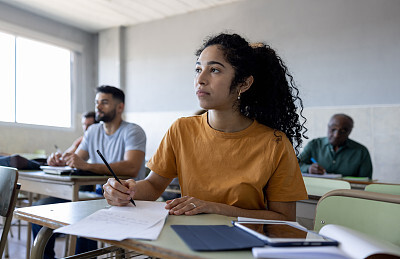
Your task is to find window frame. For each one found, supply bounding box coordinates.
[0,20,84,131]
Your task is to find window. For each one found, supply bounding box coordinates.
[0,31,72,127]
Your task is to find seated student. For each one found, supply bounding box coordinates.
[0,112,97,171]
[34,85,147,259]
[63,111,98,154]
[298,113,373,178]
[103,33,308,221]
[160,109,207,201]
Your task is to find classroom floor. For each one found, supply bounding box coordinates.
[3,221,150,259]
[3,220,66,259]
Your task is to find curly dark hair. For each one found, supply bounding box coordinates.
[195,33,307,154]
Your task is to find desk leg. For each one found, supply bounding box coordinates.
[66,187,79,257]
[31,226,53,259]
[66,235,77,257]
[26,223,32,259]
[26,192,33,259]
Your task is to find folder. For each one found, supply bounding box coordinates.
[171,225,265,251]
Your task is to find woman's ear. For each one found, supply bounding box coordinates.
[240,75,254,93]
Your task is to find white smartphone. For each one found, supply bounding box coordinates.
[233,221,339,247]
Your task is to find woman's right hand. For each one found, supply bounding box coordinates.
[47,152,66,166]
[103,178,136,206]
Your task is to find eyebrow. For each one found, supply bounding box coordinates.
[196,61,225,67]
[96,98,109,103]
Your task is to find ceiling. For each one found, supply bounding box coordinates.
[2,0,243,33]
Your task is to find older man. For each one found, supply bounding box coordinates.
[298,113,372,178]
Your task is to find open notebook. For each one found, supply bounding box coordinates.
[252,224,400,259]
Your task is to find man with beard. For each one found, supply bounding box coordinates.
[36,85,146,258]
[47,85,146,179]
[298,113,372,178]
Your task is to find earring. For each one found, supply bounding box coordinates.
[238,90,241,100]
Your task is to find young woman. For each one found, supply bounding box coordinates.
[103,33,308,221]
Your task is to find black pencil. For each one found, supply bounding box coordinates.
[96,149,136,206]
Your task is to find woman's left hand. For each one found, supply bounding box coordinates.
[165,196,214,215]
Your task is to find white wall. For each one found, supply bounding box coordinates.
[0,2,98,155]
[122,0,400,113]
[98,27,125,88]
[114,0,400,181]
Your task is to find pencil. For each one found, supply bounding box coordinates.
[96,149,136,206]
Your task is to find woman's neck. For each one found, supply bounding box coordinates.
[207,110,253,133]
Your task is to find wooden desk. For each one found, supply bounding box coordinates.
[18,170,112,201]
[14,199,254,259]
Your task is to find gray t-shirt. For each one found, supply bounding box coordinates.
[78,121,146,180]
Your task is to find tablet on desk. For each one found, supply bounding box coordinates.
[233,221,339,247]
[40,166,101,176]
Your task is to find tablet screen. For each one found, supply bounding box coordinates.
[240,223,318,239]
[234,222,338,246]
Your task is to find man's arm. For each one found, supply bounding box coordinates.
[64,150,145,177]
[298,142,313,174]
[64,136,83,154]
[358,148,373,178]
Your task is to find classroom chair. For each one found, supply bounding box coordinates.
[303,176,351,197]
[0,166,21,258]
[364,183,400,195]
[314,189,400,246]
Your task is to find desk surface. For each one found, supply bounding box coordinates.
[14,199,253,259]
[18,170,117,201]
[18,170,111,181]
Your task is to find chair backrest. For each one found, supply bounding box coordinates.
[0,166,20,257]
[314,189,400,246]
[364,183,400,195]
[303,176,351,197]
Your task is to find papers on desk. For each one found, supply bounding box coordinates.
[302,173,342,179]
[54,201,169,241]
[252,224,400,259]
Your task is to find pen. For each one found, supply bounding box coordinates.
[310,157,317,164]
[96,149,136,206]
[54,144,62,153]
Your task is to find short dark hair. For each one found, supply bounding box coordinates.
[96,85,125,103]
[331,113,354,128]
[83,111,96,119]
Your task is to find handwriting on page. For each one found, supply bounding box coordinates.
[88,210,153,225]
[55,201,169,241]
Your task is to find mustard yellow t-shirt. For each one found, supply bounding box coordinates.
[147,113,307,210]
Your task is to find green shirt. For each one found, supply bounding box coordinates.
[298,137,373,178]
